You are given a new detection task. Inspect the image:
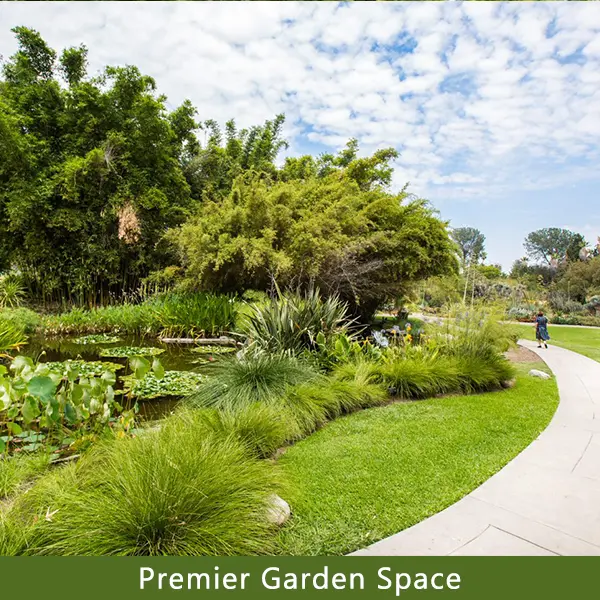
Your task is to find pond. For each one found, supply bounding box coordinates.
[13,334,229,421]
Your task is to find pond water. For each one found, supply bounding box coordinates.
[14,335,223,421]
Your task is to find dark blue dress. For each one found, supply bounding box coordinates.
[536,316,550,341]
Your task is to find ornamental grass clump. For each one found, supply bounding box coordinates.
[4,414,281,556]
[374,354,461,399]
[0,318,26,351]
[188,354,318,410]
[188,405,296,459]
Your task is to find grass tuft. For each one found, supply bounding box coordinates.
[3,414,280,556]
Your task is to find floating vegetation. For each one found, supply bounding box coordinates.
[74,334,122,345]
[43,359,124,378]
[122,370,207,400]
[190,345,237,355]
[99,346,165,358]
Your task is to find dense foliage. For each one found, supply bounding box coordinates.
[172,174,457,317]
[0,27,199,304]
[1,28,456,316]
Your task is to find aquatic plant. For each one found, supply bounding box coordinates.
[73,334,122,345]
[99,346,165,358]
[190,345,237,354]
[43,360,124,378]
[151,292,238,338]
[0,356,136,455]
[122,370,207,400]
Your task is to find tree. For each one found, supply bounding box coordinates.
[281,139,399,191]
[476,264,504,280]
[0,27,199,304]
[450,227,486,267]
[556,257,600,302]
[182,115,288,199]
[170,172,457,318]
[450,227,486,304]
[524,228,586,267]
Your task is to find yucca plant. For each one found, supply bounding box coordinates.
[239,288,356,355]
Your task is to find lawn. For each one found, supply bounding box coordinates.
[515,323,600,363]
[277,362,558,556]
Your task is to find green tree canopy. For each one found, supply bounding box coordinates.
[556,257,600,302]
[170,172,457,318]
[182,115,288,199]
[0,27,199,303]
[524,228,586,267]
[450,227,486,267]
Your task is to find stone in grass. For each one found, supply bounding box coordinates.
[529,369,551,380]
[266,494,291,526]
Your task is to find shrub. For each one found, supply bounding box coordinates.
[188,354,318,410]
[550,314,600,327]
[507,306,533,321]
[5,416,280,555]
[547,291,585,315]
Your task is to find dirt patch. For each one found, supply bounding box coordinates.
[505,345,542,364]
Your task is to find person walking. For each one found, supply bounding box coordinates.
[535,311,550,349]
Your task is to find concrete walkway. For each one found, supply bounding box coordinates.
[351,340,600,556]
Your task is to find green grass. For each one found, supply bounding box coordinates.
[515,323,600,363]
[0,453,51,500]
[277,362,558,555]
[2,412,281,556]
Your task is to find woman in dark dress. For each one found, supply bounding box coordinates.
[535,311,550,349]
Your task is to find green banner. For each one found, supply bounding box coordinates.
[0,557,596,598]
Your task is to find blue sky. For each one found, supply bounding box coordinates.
[1,1,599,270]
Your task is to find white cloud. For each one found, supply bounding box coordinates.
[0,1,599,213]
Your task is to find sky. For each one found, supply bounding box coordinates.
[1,1,599,270]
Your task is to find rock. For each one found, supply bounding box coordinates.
[266,494,291,526]
[529,369,551,380]
[501,378,517,389]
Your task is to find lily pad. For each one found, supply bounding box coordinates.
[74,334,122,345]
[122,370,207,400]
[99,346,165,358]
[190,345,237,355]
[44,360,124,378]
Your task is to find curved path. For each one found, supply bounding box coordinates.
[351,340,600,556]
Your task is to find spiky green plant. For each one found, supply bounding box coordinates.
[239,288,355,355]
[0,318,26,351]
[0,275,26,309]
